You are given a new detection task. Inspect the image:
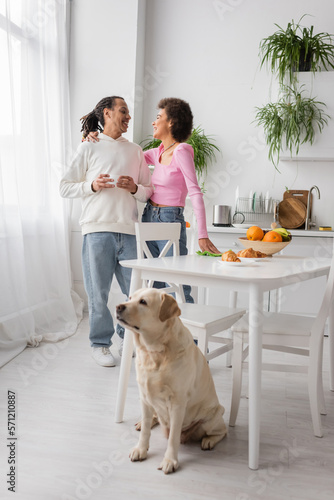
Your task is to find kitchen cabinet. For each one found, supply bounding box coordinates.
[276,235,333,316]
[206,227,333,318]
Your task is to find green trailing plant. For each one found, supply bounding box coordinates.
[140,126,221,179]
[254,85,329,168]
[259,15,334,86]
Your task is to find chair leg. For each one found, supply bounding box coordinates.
[225,328,233,367]
[318,340,327,416]
[226,291,238,368]
[196,329,209,359]
[229,333,244,427]
[308,347,323,438]
[318,372,327,416]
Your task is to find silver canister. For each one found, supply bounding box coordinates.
[212,205,232,226]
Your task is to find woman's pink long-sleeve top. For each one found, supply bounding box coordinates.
[144,143,208,239]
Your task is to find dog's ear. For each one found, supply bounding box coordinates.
[159,293,181,322]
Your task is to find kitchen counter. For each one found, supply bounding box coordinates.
[208,226,334,238]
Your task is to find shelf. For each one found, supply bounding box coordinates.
[280,148,334,162]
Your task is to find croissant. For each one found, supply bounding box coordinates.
[237,248,268,258]
[222,250,241,262]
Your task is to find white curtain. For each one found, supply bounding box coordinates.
[0,0,83,367]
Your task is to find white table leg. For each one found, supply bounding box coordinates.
[114,268,142,423]
[248,285,264,470]
[329,306,334,392]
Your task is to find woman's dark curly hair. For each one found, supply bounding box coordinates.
[158,97,193,142]
[80,96,124,138]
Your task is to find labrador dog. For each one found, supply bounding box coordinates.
[116,288,227,474]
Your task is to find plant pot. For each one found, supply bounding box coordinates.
[298,47,312,72]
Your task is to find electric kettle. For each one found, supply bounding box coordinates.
[212,205,232,226]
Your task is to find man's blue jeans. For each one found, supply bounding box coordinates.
[141,202,194,303]
[82,232,137,347]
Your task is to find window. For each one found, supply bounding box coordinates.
[0,1,22,135]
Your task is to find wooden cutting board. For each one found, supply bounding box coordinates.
[283,190,311,210]
[278,197,307,228]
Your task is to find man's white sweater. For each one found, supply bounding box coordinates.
[60,133,154,235]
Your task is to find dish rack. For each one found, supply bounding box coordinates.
[233,197,279,226]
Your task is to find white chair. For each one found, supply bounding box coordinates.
[229,251,334,437]
[135,222,246,361]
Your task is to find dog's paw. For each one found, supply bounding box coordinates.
[135,414,159,432]
[134,421,142,432]
[158,457,179,474]
[129,446,148,462]
[201,436,215,450]
[201,432,226,450]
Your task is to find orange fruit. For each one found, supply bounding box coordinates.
[186,221,191,228]
[246,226,264,241]
[262,231,283,242]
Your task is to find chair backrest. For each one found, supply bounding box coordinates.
[311,246,334,343]
[135,222,185,302]
[135,222,181,259]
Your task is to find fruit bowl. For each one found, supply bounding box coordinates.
[238,237,291,256]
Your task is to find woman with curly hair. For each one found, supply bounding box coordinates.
[141,97,219,303]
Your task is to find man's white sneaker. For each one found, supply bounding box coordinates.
[91,347,116,367]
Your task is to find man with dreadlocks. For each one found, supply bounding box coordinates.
[60,96,153,367]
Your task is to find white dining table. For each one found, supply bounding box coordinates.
[115,253,333,470]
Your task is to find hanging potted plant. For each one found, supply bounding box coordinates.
[254,85,329,168]
[140,126,221,180]
[259,15,334,85]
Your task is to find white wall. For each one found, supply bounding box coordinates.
[69,0,145,143]
[141,0,334,229]
[68,0,334,303]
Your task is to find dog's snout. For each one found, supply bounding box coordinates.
[116,304,126,314]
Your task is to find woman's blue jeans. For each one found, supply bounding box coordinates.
[141,202,194,303]
[82,232,136,347]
